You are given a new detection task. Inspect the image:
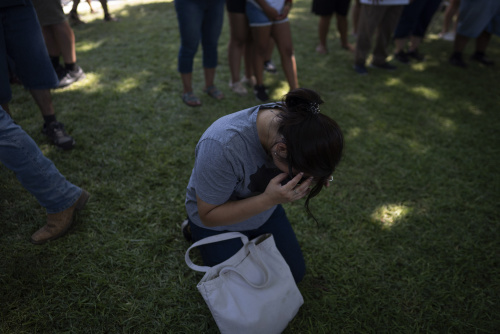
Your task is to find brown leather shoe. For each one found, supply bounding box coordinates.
[30,190,90,245]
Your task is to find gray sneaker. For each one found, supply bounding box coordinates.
[58,65,85,88]
[42,121,75,150]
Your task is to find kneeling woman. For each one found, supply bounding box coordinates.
[185,88,343,283]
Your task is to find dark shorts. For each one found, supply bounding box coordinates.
[312,0,351,17]
[31,0,67,26]
[226,0,246,13]
[0,1,59,104]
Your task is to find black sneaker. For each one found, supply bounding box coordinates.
[370,62,397,70]
[407,49,425,61]
[58,65,85,88]
[470,52,494,66]
[42,121,75,150]
[264,60,277,74]
[353,64,368,75]
[394,50,410,64]
[68,10,85,25]
[254,85,269,102]
[449,53,467,68]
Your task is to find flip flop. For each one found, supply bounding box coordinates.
[182,92,201,107]
[204,85,224,100]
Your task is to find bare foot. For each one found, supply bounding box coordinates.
[315,45,328,54]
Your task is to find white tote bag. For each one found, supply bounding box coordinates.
[185,232,304,334]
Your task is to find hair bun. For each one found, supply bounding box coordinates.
[283,88,324,115]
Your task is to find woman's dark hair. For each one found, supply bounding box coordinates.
[277,88,344,220]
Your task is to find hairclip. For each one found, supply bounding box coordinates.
[309,102,320,114]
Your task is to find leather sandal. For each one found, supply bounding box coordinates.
[204,85,224,100]
[182,92,201,107]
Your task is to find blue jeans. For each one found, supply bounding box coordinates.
[0,108,81,214]
[174,0,225,73]
[189,205,306,283]
[0,0,59,105]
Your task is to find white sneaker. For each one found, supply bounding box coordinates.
[229,80,247,95]
[439,31,455,41]
[240,76,257,88]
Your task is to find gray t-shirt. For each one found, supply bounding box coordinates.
[185,103,284,231]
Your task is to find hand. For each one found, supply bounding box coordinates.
[263,172,313,205]
[262,5,280,20]
[276,3,291,20]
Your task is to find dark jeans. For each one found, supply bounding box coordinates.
[189,205,306,283]
[393,0,442,39]
[174,0,225,73]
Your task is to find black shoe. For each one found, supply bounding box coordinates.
[68,10,85,25]
[407,49,425,61]
[42,121,75,150]
[264,60,277,74]
[370,62,397,70]
[353,64,368,75]
[254,85,269,102]
[449,53,467,68]
[58,65,85,88]
[470,52,494,66]
[394,51,410,64]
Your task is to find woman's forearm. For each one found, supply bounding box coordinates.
[197,194,276,227]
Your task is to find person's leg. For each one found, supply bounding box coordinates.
[0,108,81,213]
[317,15,332,54]
[249,205,305,283]
[372,6,403,66]
[354,4,384,67]
[44,22,77,65]
[200,0,225,98]
[351,0,361,36]
[99,0,117,21]
[336,14,354,51]
[251,25,272,87]
[228,12,250,85]
[271,22,298,90]
[0,107,88,244]
[175,0,203,100]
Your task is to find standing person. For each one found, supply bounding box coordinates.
[312,0,355,54]
[351,0,361,37]
[183,88,344,283]
[393,0,442,63]
[353,0,409,75]
[69,0,118,24]
[0,106,90,245]
[449,0,499,67]
[32,0,86,88]
[175,0,226,107]
[247,0,298,102]
[1,0,76,150]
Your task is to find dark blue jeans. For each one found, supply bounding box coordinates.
[0,108,81,213]
[174,0,225,73]
[189,205,306,283]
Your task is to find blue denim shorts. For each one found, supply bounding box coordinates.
[246,1,289,27]
[0,1,59,104]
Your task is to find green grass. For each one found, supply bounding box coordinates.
[1,0,499,332]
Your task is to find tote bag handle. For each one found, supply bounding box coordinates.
[218,241,272,289]
[185,232,249,273]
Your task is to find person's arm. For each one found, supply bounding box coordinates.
[255,0,280,21]
[276,0,292,20]
[197,172,313,227]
